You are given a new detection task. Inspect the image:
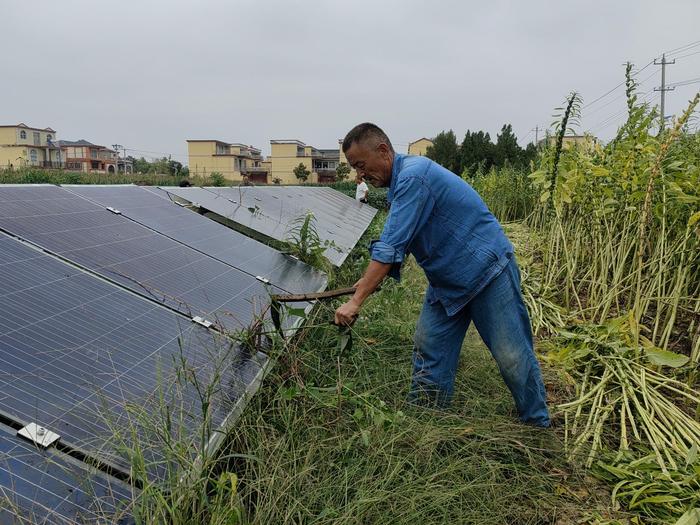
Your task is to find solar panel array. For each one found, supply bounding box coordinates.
[162,186,377,266]
[64,185,327,296]
[0,183,375,523]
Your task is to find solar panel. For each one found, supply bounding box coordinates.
[162,185,377,266]
[0,185,282,332]
[0,232,266,480]
[0,423,132,525]
[62,185,327,296]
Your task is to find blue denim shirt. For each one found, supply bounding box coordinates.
[370,154,513,316]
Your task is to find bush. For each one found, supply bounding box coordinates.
[209,172,226,187]
[327,181,389,210]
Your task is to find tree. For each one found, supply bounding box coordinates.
[335,162,351,181]
[520,142,538,169]
[459,130,494,177]
[167,159,183,176]
[425,130,460,174]
[293,162,310,183]
[493,124,523,168]
[133,157,151,174]
[150,157,170,174]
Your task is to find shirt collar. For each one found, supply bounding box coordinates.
[387,153,404,202]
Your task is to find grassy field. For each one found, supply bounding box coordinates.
[220,213,621,525]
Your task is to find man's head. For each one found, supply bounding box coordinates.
[342,123,394,187]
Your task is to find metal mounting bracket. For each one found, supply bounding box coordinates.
[17,423,60,448]
[192,315,213,328]
[106,206,122,214]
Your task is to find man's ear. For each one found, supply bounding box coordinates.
[377,143,392,159]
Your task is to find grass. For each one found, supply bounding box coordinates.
[219,213,620,524]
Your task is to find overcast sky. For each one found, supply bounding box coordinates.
[2,0,699,162]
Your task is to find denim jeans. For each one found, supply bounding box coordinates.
[408,257,550,427]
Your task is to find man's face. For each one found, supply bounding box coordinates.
[345,141,393,188]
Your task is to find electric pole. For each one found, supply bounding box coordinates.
[654,54,676,130]
[531,125,540,145]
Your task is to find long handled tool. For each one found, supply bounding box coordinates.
[270,286,378,342]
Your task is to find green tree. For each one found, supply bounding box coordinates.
[133,157,151,174]
[459,130,494,177]
[150,157,170,174]
[335,162,351,181]
[520,142,538,168]
[425,130,460,173]
[167,160,183,176]
[293,162,310,183]
[493,124,523,168]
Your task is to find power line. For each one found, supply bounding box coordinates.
[582,61,655,110]
[589,92,660,134]
[664,40,700,57]
[666,77,700,88]
[581,39,700,112]
[673,49,700,61]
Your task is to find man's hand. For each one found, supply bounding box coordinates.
[334,260,393,326]
[335,300,360,326]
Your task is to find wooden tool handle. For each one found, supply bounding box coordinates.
[271,286,357,303]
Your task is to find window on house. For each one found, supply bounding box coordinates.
[46,134,52,141]
[30,149,37,162]
[33,132,40,145]
[20,130,26,139]
[91,150,97,159]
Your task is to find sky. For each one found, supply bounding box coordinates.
[2,0,699,163]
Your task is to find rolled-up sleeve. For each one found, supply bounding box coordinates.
[370,174,432,280]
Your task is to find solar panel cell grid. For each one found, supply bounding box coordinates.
[161,185,376,266]
[62,185,327,296]
[0,425,133,525]
[0,186,278,332]
[0,233,266,478]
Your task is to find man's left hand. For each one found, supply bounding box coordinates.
[335,300,360,326]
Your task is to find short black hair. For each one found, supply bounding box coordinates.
[342,122,394,153]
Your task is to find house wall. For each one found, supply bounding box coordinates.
[188,141,242,181]
[408,138,433,156]
[270,142,313,184]
[0,146,26,168]
[0,126,59,169]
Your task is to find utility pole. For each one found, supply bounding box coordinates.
[531,125,540,145]
[654,54,676,130]
[112,144,123,173]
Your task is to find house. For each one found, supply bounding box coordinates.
[269,140,340,184]
[537,134,598,150]
[0,123,62,169]
[57,140,118,173]
[408,137,434,156]
[187,140,267,183]
[117,156,134,174]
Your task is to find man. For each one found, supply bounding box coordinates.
[355,173,369,203]
[334,123,549,427]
